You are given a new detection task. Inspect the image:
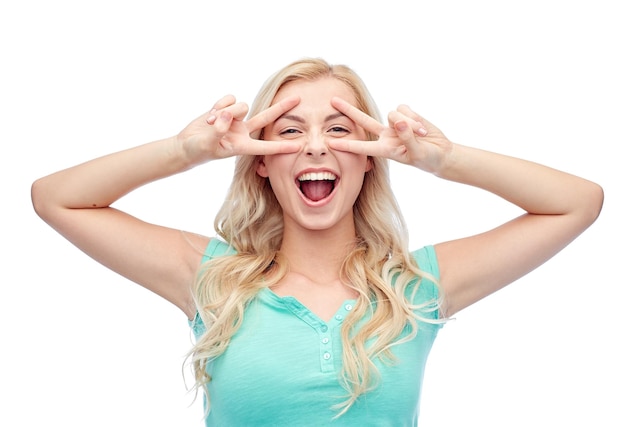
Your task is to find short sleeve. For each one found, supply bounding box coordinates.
[189,238,237,338]
[201,238,236,264]
[410,245,443,324]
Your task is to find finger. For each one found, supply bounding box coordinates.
[389,109,427,137]
[206,113,217,125]
[222,102,249,121]
[246,96,301,133]
[206,95,237,125]
[331,97,385,136]
[396,105,428,135]
[327,138,388,157]
[388,115,418,144]
[213,94,237,111]
[212,110,234,134]
[207,101,248,127]
[237,139,302,156]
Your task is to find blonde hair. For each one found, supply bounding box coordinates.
[188,57,443,416]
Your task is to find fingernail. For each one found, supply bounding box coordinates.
[418,127,427,136]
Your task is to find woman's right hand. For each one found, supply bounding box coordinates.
[30,94,303,319]
[176,94,302,166]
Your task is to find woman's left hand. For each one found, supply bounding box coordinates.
[329,97,453,174]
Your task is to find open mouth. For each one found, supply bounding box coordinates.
[297,171,337,202]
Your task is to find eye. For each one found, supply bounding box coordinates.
[328,126,349,134]
[279,128,301,136]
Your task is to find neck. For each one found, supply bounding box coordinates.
[279,223,357,282]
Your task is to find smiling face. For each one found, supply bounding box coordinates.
[256,77,372,235]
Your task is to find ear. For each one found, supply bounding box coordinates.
[365,156,373,172]
[256,156,269,177]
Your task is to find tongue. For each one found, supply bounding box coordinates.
[301,180,333,202]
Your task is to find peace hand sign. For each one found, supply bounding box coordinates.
[328,97,453,174]
[176,94,302,166]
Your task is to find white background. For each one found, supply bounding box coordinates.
[2,0,624,426]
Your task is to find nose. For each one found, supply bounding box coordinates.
[304,133,328,157]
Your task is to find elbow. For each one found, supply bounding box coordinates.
[580,180,604,228]
[31,177,53,221]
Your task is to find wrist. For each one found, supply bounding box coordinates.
[170,134,203,171]
[429,141,458,179]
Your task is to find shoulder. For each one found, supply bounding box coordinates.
[188,238,236,325]
[409,245,443,322]
[201,238,237,264]
[411,245,440,280]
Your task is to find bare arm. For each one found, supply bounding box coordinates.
[31,136,210,319]
[330,98,604,317]
[432,144,603,316]
[31,95,301,319]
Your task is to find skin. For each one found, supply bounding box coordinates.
[257,79,373,320]
[31,77,604,322]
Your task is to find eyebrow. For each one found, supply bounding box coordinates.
[277,112,348,123]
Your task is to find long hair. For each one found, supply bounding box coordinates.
[188,57,443,416]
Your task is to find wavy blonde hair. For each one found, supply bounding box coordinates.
[189,57,443,416]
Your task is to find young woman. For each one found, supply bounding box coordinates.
[31,58,603,426]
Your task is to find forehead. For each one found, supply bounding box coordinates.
[272,77,358,107]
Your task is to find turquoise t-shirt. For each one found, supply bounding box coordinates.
[190,239,442,426]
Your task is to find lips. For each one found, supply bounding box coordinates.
[297,171,337,202]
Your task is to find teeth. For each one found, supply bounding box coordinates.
[297,172,337,181]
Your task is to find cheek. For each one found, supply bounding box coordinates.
[261,156,294,188]
[352,154,372,173]
[346,157,370,190]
